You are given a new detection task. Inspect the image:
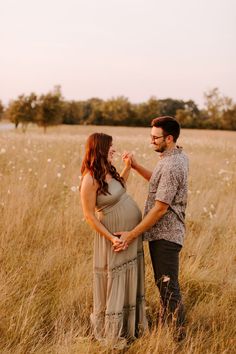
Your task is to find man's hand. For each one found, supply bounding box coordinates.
[130,154,138,170]
[113,231,135,252]
[111,236,124,248]
[122,152,138,170]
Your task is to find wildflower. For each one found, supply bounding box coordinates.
[71,186,77,192]
[218,169,228,175]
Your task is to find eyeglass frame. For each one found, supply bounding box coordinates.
[150,134,168,141]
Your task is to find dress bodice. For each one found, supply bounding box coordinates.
[96,178,126,213]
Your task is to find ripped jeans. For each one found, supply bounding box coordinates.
[149,239,185,329]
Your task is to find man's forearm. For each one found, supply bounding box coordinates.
[129,205,167,240]
[133,163,152,181]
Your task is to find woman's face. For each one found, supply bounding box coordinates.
[107,143,116,163]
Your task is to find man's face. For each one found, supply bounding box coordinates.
[150,127,167,153]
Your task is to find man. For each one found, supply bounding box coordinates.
[114,116,188,341]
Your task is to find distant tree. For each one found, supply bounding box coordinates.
[159,98,185,117]
[203,88,223,129]
[0,100,4,121]
[36,87,63,133]
[176,100,200,128]
[62,101,83,125]
[5,93,38,131]
[135,97,161,126]
[221,105,236,130]
[84,98,104,125]
[100,97,134,126]
[203,88,235,129]
[176,109,193,128]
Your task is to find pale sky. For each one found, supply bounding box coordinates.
[0,0,235,107]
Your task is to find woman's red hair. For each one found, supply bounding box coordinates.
[81,133,124,195]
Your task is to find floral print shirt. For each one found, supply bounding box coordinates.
[143,147,189,246]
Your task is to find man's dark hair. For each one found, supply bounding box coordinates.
[151,116,180,142]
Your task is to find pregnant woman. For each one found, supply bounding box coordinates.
[80,133,147,348]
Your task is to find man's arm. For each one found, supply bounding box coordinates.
[133,162,152,181]
[114,200,169,251]
[126,153,152,181]
[115,164,181,251]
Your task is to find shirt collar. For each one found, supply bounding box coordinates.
[160,146,183,159]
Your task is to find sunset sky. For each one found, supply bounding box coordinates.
[0,0,235,107]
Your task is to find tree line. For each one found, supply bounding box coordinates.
[0,86,235,131]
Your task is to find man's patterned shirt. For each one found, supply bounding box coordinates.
[143,147,189,246]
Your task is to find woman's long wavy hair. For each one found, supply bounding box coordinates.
[81,133,125,195]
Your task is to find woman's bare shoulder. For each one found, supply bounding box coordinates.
[81,173,98,190]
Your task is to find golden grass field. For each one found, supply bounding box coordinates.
[0,124,235,354]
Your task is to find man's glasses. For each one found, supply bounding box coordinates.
[150,134,166,141]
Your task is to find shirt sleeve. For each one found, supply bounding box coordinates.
[155,165,180,205]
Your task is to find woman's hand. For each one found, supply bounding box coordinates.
[122,151,132,168]
[111,236,122,246]
[111,236,127,252]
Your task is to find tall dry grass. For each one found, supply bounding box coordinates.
[0,125,235,354]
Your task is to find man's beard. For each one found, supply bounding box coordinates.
[154,144,166,153]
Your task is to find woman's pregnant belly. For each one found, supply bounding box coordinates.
[98,194,142,233]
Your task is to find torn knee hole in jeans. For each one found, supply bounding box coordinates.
[162,275,170,282]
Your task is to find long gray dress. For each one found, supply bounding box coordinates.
[91,178,147,345]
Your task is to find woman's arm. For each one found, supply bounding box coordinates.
[80,174,122,246]
[120,153,132,182]
[123,152,152,181]
[120,166,131,182]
